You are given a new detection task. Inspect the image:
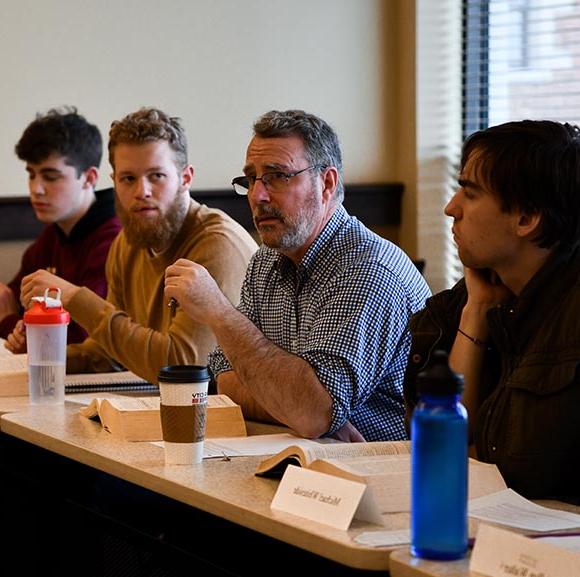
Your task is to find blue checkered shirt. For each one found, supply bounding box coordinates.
[209,205,431,440]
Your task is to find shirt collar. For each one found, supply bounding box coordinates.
[515,245,580,315]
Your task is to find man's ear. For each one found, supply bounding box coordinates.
[321,166,339,204]
[516,211,542,238]
[82,166,99,189]
[180,164,194,191]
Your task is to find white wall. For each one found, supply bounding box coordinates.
[0,0,396,197]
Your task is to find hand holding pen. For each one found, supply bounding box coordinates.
[164,258,230,326]
[168,297,178,317]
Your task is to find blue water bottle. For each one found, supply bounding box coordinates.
[410,349,468,560]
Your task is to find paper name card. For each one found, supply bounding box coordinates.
[471,524,580,577]
[270,464,367,531]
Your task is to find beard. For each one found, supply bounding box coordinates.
[116,189,189,252]
[253,187,322,252]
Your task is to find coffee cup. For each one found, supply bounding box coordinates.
[157,365,209,465]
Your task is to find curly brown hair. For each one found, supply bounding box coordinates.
[108,107,187,170]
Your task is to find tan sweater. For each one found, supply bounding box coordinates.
[66,199,257,384]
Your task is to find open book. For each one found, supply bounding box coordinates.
[0,354,157,396]
[257,441,507,514]
[79,394,247,441]
[256,439,411,476]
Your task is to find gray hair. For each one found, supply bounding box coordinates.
[253,110,344,203]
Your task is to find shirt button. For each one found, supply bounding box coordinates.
[491,446,497,452]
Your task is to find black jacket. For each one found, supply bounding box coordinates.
[404,247,580,502]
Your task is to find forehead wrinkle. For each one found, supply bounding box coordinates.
[243,161,290,175]
[246,135,305,168]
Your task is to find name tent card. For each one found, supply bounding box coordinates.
[470,524,580,577]
[270,465,369,531]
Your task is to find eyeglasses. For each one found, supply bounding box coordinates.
[231,165,323,196]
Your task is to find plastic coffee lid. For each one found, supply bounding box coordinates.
[158,365,209,383]
[23,287,70,325]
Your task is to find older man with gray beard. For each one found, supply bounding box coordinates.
[165,109,431,442]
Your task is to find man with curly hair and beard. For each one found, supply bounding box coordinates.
[19,107,257,383]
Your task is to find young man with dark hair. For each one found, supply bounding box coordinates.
[2,107,121,351]
[404,120,580,501]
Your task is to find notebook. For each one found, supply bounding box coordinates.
[64,372,158,394]
[0,354,158,396]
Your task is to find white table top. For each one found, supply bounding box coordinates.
[0,400,408,571]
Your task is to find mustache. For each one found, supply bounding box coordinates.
[253,205,284,221]
[129,202,159,212]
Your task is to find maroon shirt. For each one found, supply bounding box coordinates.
[0,188,121,343]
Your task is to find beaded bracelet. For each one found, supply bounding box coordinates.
[457,327,489,349]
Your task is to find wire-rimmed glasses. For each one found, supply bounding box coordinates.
[231,165,324,195]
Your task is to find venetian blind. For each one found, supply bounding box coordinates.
[464,0,580,134]
[417,0,463,293]
[419,0,580,293]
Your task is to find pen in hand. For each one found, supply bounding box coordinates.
[168,297,178,317]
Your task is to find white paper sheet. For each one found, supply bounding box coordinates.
[144,434,328,458]
[537,535,580,553]
[353,529,410,547]
[202,433,321,458]
[469,489,580,531]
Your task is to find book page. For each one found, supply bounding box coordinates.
[255,439,411,476]
[311,454,412,513]
[78,398,102,418]
[0,358,147,383]
[78,397,159,420]
[0,339,15,358]
[320,454,411,476]
[310,456,506,515]
[105,397,160,411]
[0,353,28,371]
[207,433,320,459]
[297,440,410,464]
[469,459,508,499]
[207,395,236,407]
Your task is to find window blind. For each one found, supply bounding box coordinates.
[417,0,463,293]
[419,0,580,293]
[464,0,580,137]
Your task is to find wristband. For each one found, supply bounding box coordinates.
[457,327,489,349]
